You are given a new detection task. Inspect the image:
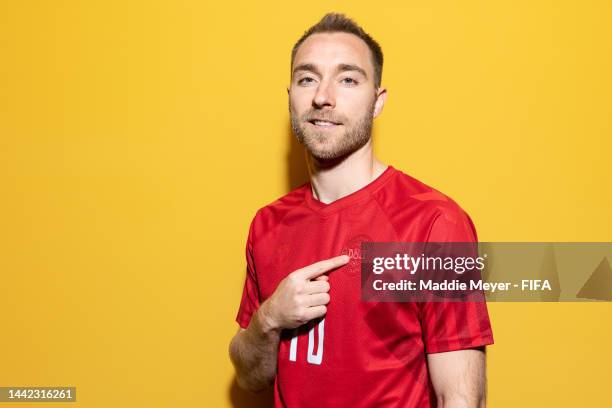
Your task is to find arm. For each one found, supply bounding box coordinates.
[229,302,281,392]
[427,347,487,408]
[229,255,349,393]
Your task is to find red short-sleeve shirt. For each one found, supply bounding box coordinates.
[236,165,494,407]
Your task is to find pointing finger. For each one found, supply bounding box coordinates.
[297,255,350,280]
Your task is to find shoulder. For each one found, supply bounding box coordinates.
[247,183,310,242]
[374,167,476,239]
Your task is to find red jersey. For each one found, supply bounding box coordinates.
[236,165,494,407]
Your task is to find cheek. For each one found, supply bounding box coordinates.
[290,88,314,111]
[338,93,374,120]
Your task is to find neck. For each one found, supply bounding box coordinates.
[306,140,388,204]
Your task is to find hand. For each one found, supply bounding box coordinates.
[259,255,349,331]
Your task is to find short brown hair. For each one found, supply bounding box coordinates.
[291,13,384,88]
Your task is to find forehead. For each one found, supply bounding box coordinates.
[293,32,374,74]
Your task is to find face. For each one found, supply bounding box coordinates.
[289,32,386,161]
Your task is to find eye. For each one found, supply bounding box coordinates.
[341,77,359,85]
[297,77,315,85]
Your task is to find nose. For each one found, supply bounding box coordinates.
[312,79,335,109]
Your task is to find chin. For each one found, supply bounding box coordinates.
[306,143,353,161]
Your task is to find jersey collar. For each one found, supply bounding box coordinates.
[304,165,396,216]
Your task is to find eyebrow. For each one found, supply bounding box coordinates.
[337,63,368,78]
[292,63,368,79]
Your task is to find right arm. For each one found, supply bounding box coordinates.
[228,301,281,392]
[229,255,349,392]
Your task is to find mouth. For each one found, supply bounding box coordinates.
[307,119,342,129]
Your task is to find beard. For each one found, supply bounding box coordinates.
[290,100,375,161]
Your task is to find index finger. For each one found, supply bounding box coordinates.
[296,255,350,280]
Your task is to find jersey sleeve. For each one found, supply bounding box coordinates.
[419,205,495,353]
[235,216,261,329]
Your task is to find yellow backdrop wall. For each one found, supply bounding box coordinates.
[1,1,610,406]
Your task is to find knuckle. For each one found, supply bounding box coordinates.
[296,310,307,322]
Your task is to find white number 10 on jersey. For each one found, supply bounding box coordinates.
[288,318,325,365]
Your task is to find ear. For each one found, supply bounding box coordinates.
[373,87,387,118]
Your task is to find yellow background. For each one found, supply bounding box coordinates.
[1,1,611,406]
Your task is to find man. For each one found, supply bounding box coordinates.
[229,13,494,407]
